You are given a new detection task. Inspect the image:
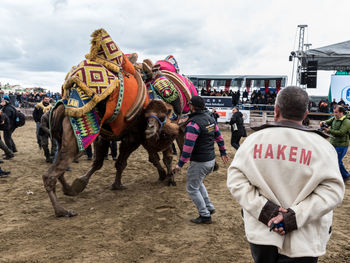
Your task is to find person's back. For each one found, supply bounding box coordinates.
[227,86,345,262]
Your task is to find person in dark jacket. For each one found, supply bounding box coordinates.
[0,111,14,159]
[39,111,57,163]
[211,107,220,123]
[174,95,229,224]
[0,98,17,152]
[229,107,246,150]
[33,96,52,149]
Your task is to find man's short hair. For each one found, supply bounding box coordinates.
[275,86,309,121]
[334,105,346,113]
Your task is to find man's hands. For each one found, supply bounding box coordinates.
[174,164,181,174]
[221,155,229,165]
[268,207,288,236]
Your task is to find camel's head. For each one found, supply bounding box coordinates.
[144,100,178,140]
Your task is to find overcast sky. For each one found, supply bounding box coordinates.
[0,0,349,96]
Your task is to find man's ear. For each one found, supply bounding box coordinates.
[274,105,281,121]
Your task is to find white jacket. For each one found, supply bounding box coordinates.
[227,124,345,257]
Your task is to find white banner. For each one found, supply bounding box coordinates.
[208,107,250,123]
[330,75,350,104]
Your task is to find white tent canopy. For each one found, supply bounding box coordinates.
[302,40,350,71]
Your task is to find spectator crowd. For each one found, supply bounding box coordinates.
[0,89,62,108]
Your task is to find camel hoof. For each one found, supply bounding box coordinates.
[167,180,176,186]
[55,209,77,218]
[71,178,88,194]
[110,183,127,190]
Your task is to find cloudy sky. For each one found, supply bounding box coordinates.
[0,0,349,96]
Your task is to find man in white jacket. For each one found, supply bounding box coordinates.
[227,86,345,263]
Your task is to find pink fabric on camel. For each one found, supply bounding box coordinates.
[155,60,198,112]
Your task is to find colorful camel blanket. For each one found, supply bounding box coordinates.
[69,109,101,152]
[151,76,179,103]
[62,59,119,117]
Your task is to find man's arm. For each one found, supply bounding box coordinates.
[227,164,280,225]
[288,176,344,229]
[214,125,226,156]
[177,122,200,168]
[329,119,350,137]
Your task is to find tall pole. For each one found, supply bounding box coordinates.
[296,25,307,87]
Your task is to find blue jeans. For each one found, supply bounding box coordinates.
[335,146,350,180]
[186,159,215,217]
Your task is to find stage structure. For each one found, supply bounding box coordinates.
[290,24,350,89]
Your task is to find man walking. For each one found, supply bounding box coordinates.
[33,96,52,149]
[175,95,229,224]
[227,86,344,262]
[39,111,57,163]
[321,105,350,182]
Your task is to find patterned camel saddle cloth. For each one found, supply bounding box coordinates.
[143,56,199,118]
[62,59,121,118]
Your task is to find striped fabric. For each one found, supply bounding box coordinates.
[178,122,226,167]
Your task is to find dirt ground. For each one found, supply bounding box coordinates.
[0,120,349,263]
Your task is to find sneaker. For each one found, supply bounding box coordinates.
[190,215,212,224]
[0,174,8,178]
[87,157,92,161]
[0,170,10,176]
[209,209,216,215]
[4,154,14,160]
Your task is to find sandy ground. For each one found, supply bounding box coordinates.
[0,120,349,263]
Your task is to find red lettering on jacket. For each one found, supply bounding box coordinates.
[254,144,262,159]
[277,144,286,160]
[300,148,312,165]
[264,144,274,159]
[289,146,298,162]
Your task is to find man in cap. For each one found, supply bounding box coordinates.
[175,95,229,224]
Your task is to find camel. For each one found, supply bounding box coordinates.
[43,98,179,217]
[42,29,194,217]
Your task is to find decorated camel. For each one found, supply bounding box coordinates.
[43,29,183,217]
[43,29,198,217]
[69,54,199,197]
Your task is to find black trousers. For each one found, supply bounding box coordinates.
[231,133,242,150]
[249,243,318,263]
[4,128,16,152]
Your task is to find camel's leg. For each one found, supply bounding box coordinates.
[42,117,79,217]
[111,137,141,190]
[70,137,109,194]
[162,146,176,186]
[148,151,167,181]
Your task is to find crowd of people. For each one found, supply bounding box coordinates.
[200,87,278,107]
[316,97,350,113]
[0,89,62,108]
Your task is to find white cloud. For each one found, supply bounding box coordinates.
[0,0,349,94]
